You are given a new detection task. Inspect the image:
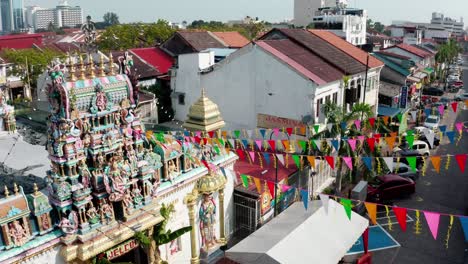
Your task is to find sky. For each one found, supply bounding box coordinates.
[25,0,466,25]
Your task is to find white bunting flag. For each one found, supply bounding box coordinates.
[319,194,330,214]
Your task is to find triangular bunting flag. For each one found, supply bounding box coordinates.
[446,131,455,144]
[341,198,352,220]
[325,156,335,170]
[438,104,445,116]
[218,138,225,146]
[363,228,369,254]
[348,139,357,152]
[343,157,353,170]
[259,129,266,139]
[406,135,415,149]
[374,133,381,143]
[369,117,376,127]
[383,157,394,172]
[341,121,347,131]
[273,128,280,137]
[213,145,220,155]
[282,140,290,151]
[307,156,316,169]
[281,184,291,193]
[319,194,329,214]
[410,110,418,122]
[382,116,389,125]
[331,139,340,152]
[456,122,463,133]
[267,181,275,198]
[455,154,467,173]
[276,154,285,166]
[354,120,361,130]
[248,151,256,163]
[254,140,263,150]
[424,108,431,117]
[451,102,458,113]
[253,177,262,194]
[300,127,306,136]
[286,127,293,136]
[392,207,407,232]
[439,125,447,134]
[430,156,441,173]
[459,216,468,242]
[406,156,417,172]
[240,174,249,188]
[301,189,309,210]
[362,157,372,171]
[233,130,241,138]
[314,139,322,151]
[268,140,276,151]
[365,202,377,225]
[424,130,435,148]
[424,211,440,240]
[195,131,202,137]
[228,139,235,148]
[292,155,301,169]
[313,124,320,134]
[357,135,365,144]
[208,131,214,138]
[366,138,375,152]
[397,113,403,123]
[241,139,249,149]
[236,149,245,160]
[263,153,271,166]
[298,140,306,151]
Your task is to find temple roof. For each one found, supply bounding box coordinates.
[183,88,225,132]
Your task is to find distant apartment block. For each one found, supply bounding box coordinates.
[431,12,464,36]
[33,0,83,30]
[0,0,25,34]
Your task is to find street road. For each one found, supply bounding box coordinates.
[372,61,468,264]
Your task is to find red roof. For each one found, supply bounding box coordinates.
[0,34,43,50]
[212,31,250,48]
[234,159,296,186]
[256,39,342,84]
[130,47,174,75]
[310,30,384,68]
[395,43,433,58]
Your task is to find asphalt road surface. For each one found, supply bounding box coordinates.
[371,61,468,264]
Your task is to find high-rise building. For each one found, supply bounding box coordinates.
[33,0,83,30]
[25,5,42,28]
[431,12,464,36]
[0,0,25,34]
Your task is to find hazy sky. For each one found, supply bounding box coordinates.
[25,0,466,25]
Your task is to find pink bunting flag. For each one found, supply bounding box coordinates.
[438,104,445,116]
[456,122,463,133]
[195,131,202,137]
[348,139,357,152]
[451,102,458,113]
[424,211,440,240]
[255,140,263,150]
[248,151,256,163]
[357,135,365,144]
[273,128,280,137]
[343,157,353,170]
[354,120,361,130]
[281,184,291,192]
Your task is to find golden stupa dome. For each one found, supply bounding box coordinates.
[195,172,227,194]
[183,88,225,132]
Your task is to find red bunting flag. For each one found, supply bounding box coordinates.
[286,127,293,136]
[268,140,276,151]
[236,149,245,160]
[366,138,375,152]
[363,228,369,254]
[267,181,276,197]
[325,156,335,169]
[451,102,458,113]
[208,131,215,138]
[369,117,376,127]
[455,154,467,173]
[194,136,201,144]
[374,133,381,143]
[201,160,211,171]
[392,207,407,232]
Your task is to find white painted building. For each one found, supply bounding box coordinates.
[33,0,82,30]
[431,12,464,36]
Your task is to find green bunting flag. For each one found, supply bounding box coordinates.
[313,125,320,133]
[241,174,249,188]
[341,198,353,220]
[406,135,415,149]
[218,138,225,146]
[292,155,301,169]
[406,156,417,172]
[397,113,403,123]
[298,140,307,151]
[234,130,241,138]
[157,132,165,142]
[213,145,220,155]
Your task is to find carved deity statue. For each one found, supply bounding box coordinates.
[58,211,78,235]
[167,160,178,181]
[8,220,28,247]
[86,205,100,225]
[80,15,97,53]
[78,160,91,189]
[199,194,217,250]
[100,203,114,224]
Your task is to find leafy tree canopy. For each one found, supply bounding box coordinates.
[187,19,266,40]
[103,12,120,26]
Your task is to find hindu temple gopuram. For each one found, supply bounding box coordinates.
[0,17,237,264]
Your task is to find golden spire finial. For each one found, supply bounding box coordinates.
[109,52,115,75]
[98,53,106,77]
[69,53,77,81]
[79,54,86,80]
[13,183,18,195]
[201,87,206,97]
[33,183,39,195]
[88,55,96,79]
[4,186,9,198]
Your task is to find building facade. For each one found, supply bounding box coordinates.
[0,0,25,34]
[33,1,83,30]
[431,12,464,36]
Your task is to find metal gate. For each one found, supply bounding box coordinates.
[233,192,260,232]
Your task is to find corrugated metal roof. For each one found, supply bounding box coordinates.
[257,39,343,84]
[396,43,433,58]
[373,53,411,77]
[178,31,226,51]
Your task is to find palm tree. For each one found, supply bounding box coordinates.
[135,204,192,264]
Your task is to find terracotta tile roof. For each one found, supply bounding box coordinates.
[257,39,343,84]
[130,47,174,75]
[396,43,433,58]
[270,29,366,75]
[111,51,160,79]
[178,31,226,51]
[211,31,250,48]
[309,29,384,68]
[376,50,411,60]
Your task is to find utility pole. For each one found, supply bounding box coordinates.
[361,54,370,120]
[25,57,32,100]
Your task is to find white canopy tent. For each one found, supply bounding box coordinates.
[226,199,369,264]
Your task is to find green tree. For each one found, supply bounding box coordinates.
[103,12,120,26]
[98,20,176,51]
[135,204,192,264]
[2,48,63,98]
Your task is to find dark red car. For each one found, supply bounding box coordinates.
[367,174,415,202]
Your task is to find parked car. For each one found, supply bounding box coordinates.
[394,140,430,157]
[424,115,440,130]
[384,163,419,181]
[455,93,468,101]
[422,87,444,96]
[449,81,463,88]
[403,126,440,148]
[367,174,416,202]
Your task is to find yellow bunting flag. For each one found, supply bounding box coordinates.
[385,136,396,149]
[307,156,316,169]
[430,156,441,173]
[365,202,377,225]
[414,210,422,235]
[253,177,262,194]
